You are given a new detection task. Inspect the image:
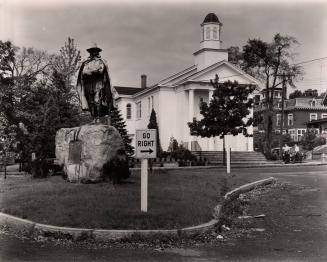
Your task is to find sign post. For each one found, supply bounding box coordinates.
[136,129,157,212]
[225,133,232,174]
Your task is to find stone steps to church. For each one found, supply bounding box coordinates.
[192,151,270,165]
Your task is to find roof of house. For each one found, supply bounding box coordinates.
[113,86,145,96]
[286,97,327,110]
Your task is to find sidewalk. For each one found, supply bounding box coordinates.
[1,160,326,176]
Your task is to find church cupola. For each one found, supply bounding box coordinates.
[194,12,228,71]
[200,13,222,49]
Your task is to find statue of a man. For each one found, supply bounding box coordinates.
[76,44,113,123]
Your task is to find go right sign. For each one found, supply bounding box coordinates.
[135,129,157,159]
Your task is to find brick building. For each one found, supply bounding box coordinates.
[254,90,327,142]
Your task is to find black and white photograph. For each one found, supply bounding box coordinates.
[0,0,327,261]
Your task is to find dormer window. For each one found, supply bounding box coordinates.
[310,99,316,107]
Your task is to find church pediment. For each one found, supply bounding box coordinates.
[176,61,262,87]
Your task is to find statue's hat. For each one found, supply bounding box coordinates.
[86,43,102,53]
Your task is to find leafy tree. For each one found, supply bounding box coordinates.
[20,71,80,177]
[167,136,179,153]
[110,107,134,156]
[228,34,303,157]
[0,40,53,126]
[147,109,162,155]
[289,90,303,99]
[53,37,81,91]
[0,124,17,177]
[188,75,255,140]
[289,89,318,99]
[303,89,318,98]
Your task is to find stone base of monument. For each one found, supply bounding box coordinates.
[55,124,125,183]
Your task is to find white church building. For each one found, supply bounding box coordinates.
[113,13,261,152]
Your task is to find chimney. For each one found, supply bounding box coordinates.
[141,74,147,88]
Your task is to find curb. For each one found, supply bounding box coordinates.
[224,177,276,201]
[0,177,276,241]
[0,212,218,241]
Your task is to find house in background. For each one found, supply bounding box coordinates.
[113,13,261,152]
[254,90,327,141]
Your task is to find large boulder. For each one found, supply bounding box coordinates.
[55,124,125,183]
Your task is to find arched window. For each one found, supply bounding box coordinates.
[213,27,217,39]
[126,103,132,119]
[205,27,210,39]
[201,28,204,41]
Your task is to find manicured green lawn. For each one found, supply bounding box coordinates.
[0,169,229,230]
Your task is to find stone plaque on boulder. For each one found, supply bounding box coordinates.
[68,141,82,164]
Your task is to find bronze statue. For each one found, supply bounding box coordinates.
[76,44,113,123]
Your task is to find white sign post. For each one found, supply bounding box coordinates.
[136,129,157,212]
[225,134,232,174]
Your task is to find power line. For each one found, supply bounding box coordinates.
[293,56,327,66]
[212,56,327,83]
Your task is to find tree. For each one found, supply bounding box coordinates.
[289,89,318,99]
[167,136,178,153]
[188,75,255,140]
[20,71,81,177]
[289,90,303,99]
[0,124,17,178]
[303,89,318,98]
[110,107,134,156]
[53,37,81,90]
[0,40,53,126]
[229,34,303,156]
[147,109,162,156]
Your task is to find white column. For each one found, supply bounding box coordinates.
[188,89,194,150]
[188,89,194,121]
[208,90,214,150]
[208,90,213,102]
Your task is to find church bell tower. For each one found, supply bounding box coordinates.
[194,13,228,71]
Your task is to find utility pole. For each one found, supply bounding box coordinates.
[277,73,295,159]
[279,73,286,160]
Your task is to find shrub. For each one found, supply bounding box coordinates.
[30,159,50,178]
[102,149,130,184]
[254,131,292,159]
[171,143,196,161]
[300,130,326,150]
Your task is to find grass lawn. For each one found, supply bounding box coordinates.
[0,169,233,230]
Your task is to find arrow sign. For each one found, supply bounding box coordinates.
[140,148,154,154]
[136,129,157,159]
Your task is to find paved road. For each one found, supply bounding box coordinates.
[1,165,326,261]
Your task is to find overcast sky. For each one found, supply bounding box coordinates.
[1,0,327,93]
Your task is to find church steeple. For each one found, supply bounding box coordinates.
[200,13,222,49]
[194,13,228,71]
